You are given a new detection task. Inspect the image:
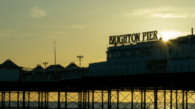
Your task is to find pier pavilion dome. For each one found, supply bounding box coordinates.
[32,65,44,72]
[0,59,21,69]
[45,64,64,72]
[0,59,20,82]
[65,62,80,69]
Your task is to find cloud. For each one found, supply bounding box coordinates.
[0,30,14,38]
[16,34,35,37]
[0,33,10,38]
[29,24,49,27]
[125,6,195,18]
[30,23,87,29]
[152,14,186,18]
[37,31,66,39]
[129,8,173,16]
[68,25,86,29]
[30,7,47,18]
[53,31,66,35]
[0,30,36,38]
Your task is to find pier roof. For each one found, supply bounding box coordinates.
[33,65,44,71]
[45,64,64,70]
[0,59,21,69]
[65,62,79,69]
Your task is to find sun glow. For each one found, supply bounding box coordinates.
[159,31,183,41]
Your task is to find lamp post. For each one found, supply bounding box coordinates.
[43,62,48,69]
[77,55,83,67]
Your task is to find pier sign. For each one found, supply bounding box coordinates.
[109,31,158,45]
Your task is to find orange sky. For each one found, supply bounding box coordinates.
[0,0,195,68]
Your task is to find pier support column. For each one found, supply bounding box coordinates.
[78,91,82,109]
[17,90,19,109]
[41,91,44,109]
[47,91,49,109]
[154,89,158,109]
[182,90,184,109]
[65,92,67,109]
[45,91,47,109]
[92,90,94,109]
[141,89,144,109]
[88,90,90,109]
[23,91,25,109]
[164,90,166,109]
[9,91,10,109]
[1,90,5,109]
[108,90,111,109]
[83,90,86,109]
[82,91,84,109]
[154,89,157,109]
[38,91,40,109]
[58,91,60,109]
[28,91,30,109]
[176,90,177,109]
[144,89,146,109]
[131,89,133,109]
[117,89,119,109]
[170,90,172,109]
[78,92,80,109]
[186,90,188,109]
[102,90,104,109]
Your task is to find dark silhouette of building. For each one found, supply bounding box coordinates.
[65,62,80,69]
[0,59,21,69]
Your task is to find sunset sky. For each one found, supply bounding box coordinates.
[1,0,195,68]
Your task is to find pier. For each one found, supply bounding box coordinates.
[1,68,195,109]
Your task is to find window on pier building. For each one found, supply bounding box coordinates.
[142,49,150,54]
[113,53,116,57]
[116,52,120,57]
[120,51,126,57]
[109,52,121,58]
[169,49,172,55]
[126,51,130,56]
[130,51,136,56]
[109,53,112,58]
[136,50,141,55]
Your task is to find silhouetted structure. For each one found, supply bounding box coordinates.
[65,62,80,69]
[0,59,21,69]
[32,64,44,71]
[1,31,195,109]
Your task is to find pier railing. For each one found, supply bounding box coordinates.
[22,64,195,82]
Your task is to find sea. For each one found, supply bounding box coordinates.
[0,101,194,109]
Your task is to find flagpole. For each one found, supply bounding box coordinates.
[54,41,56,75]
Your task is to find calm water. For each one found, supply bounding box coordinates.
[1,91,195,108]
[0,101,194,109]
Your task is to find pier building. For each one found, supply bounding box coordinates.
[1,29,195,109]
[89,31,195,76]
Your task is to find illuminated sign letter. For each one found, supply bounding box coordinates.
[142,32,147,41]
[153,31,158,39]
[131,34,136,42]
[120,35,124,43]
[147,32,151,40]
[127,34,131,43]
[112,36,116,44]
[150,32,153,40]
[123,35,127,43]
[135,33,140,42]
[117,35,120,44]
[109,36,113,44]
